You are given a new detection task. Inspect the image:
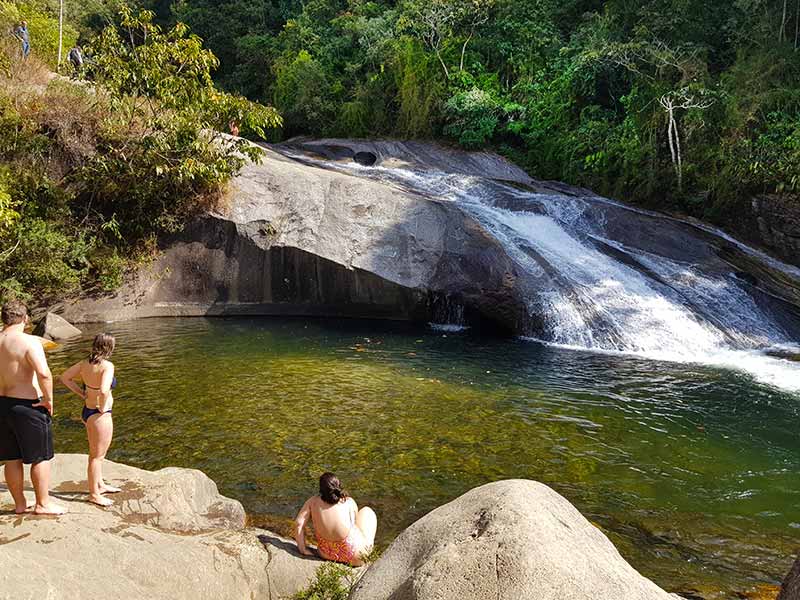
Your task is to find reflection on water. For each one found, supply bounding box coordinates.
[46,317,799,598]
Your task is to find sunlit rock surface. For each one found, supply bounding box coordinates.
[351,479,681,600]
[0,454,329,600]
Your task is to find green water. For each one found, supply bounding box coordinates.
[45,317,798,598]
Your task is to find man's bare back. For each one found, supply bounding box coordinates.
[0,328,45,400]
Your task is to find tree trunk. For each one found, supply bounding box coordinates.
[57,0,63,68]
[795,0,799,49]
[435,48,450,79]
[674,117,683,191]
[781,0,788,41]
[460,31,473,72]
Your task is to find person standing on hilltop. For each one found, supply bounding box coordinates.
[0,301,66,515]
[13,20,30,59]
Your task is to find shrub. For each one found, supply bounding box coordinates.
[0,9,282,305]
[443,86,499,148]
[292,563,358,600]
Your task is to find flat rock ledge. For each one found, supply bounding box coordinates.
[0,454,328,600]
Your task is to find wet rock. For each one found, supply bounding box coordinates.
[354,151,377,166]
[33,312,81,341]
[779,555,800,600]
[0,454,337,600]
[350,479,681,600]
[749,195,800,269]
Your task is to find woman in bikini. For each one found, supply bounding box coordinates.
[60,333,120,507]
[294,472,377,566]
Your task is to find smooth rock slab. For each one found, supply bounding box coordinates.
[0,454,333,600]
[351,479,680,600]
[33,312,81,341]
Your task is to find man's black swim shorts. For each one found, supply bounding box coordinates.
[0,397,54,464]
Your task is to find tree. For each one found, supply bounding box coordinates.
[83,8,282,238]
[658,88,714,190]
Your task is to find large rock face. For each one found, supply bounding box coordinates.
[60,141,532,332]
[749,195,800,268]
[350,479,679,600]
[59,138,800,348]
[0,454,334,600]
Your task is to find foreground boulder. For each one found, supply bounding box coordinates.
[779,555,800,600]
[0,454,330,599]
[33,312,81,341]
[351,479,679,600]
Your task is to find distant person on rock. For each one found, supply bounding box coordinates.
[0,300,66,515]
[294,472,377,566]
[67,44,83,77]
[61,333,120,507]
[13,20,30,59]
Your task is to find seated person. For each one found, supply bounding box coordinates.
[294,472,377,566]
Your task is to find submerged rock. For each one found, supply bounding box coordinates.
[350,479,680,600]
[0,455,333,600]
[33,312,81,341]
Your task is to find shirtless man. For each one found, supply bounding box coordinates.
[0,301,66,515]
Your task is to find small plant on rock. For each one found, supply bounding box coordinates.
[292,563,359,600]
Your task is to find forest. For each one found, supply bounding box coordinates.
[159,0,800,214]
[1,0,799,302]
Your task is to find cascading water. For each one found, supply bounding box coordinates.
[276,143,800,391]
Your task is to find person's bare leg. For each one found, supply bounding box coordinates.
[4,460,29,513]
[97,415,120,494]
[31,460,66,515]
[349,507,377,566]
[356,506,377,546]
[87,414,113,506]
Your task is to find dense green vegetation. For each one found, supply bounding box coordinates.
[2,0,799,303]
[0,3,279,303]
[161,0,800,218]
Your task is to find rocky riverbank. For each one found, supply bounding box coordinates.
[0,455,325,599]
[0,455,685,599]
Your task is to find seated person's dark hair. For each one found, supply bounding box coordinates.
[319,472,348,504]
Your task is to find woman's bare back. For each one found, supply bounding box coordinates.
[79,360,114,410]
[309,496,356,541]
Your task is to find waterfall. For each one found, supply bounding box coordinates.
[277,144,800,391]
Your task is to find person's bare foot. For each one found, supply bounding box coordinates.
[13,502,34,515]
[88,495,113,507]
[33,502,68,515]
[99,484,122,494]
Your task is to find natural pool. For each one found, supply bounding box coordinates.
[46,317,798,598]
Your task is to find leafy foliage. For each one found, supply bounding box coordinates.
[291,563,357,600]
[0,8,280,304]
[164,0,800,225]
